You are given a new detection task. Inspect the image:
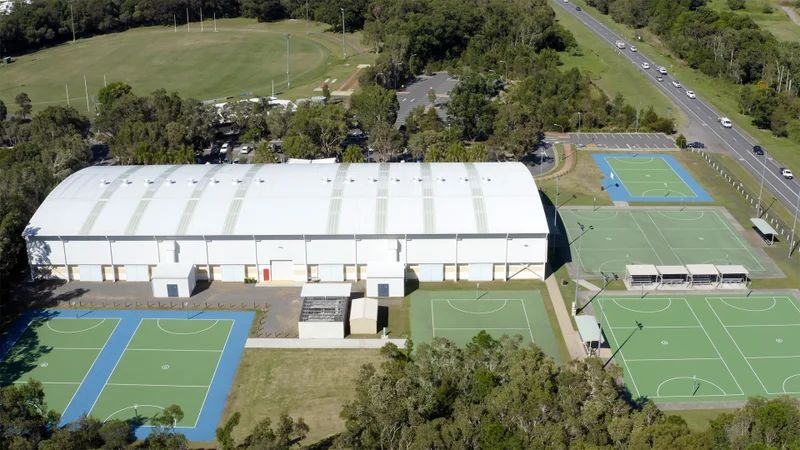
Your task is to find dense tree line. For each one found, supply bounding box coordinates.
[579,0,800,139]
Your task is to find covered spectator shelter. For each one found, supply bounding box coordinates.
[716,265,749,287]
[624,265,658,288]
[687,264,718,287]
[751,218,777,246]
[575,315,602,355]
[656,265,689,288]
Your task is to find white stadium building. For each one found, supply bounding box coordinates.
[24,162,549,288]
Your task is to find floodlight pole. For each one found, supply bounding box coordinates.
[578,112,582,134]
[72,301,77,318]
[306,0,309,35]
[83,75,90,112]
[597,273,610,354]
[573,222,589,316]
[65,85,70,106]
[790,185,800,257]
[187,8,190,32]
[540,148,546,175]
[103,74,107,88]
[134,404,139,418]
[285,34,291,89]
[214,13,217,32]
[174,14,177,32]
[184,301,189,320]
[341,8,347,59]
[552,175,560,227]
[758,154,766,215]
[70,1,76,42]
[200,8,204,32]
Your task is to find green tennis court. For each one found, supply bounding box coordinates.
[595,294,800,402]
[607,156,696,197]
[410,290,561,363]
[560,208,776,277]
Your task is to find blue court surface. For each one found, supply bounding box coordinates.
[0,309,253,441]
[592,154,712,202]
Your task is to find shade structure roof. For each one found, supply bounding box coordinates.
[300,283,352,298]
[575,315,601,343]
[715,265,748,275]
[750,218,777,236]
[25,162,548,238]
[626,265,658,276]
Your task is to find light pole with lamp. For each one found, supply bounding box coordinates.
[790,185,800,257]
[553,123,564,133]
[572,222,593,316]
[340,8,347,59]
[578,112,582,133]
[757,153,767,215]
[552,175,561,227]
[284,34,291,88]
[69,0,76,42]
[306,0,309,35]
[597,272,613,354]
[539,147,546,175]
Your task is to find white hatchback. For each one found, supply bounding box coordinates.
[641,62,650,69]
[686,90,696,99]
[672,80,682,88]
[630,46,637,52]
[658,67,668,75]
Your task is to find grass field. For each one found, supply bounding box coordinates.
[706,0,800,42]
[410,290,562,363]
[560,208,775,277]
[553,6,685,127]
[221,349,385,443]
[0,19,371,111]
[592,154,712,202]
[594,294,800,402]
[0,310,252,441]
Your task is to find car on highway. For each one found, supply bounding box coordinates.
[630,46,637,52]
[641,62,650,69]
[719,117,733,128]
[576,6,581,10]
[658,67,668,75]
[686,90,696,99]
[671,80,682,88]
[686,141,705,149]
[656,76,663,82]
[753,145,764,155]
[781,168,794,179]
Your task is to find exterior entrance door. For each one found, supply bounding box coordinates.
[167,284,179,297]
[378,283,389,297]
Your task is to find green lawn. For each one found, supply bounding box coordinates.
[553,6,685,127]
[706,0,800,42]
[0,19,372,112]
[566,0,800,172]
[669,409,737,432]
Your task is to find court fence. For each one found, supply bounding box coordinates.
[686,148,797,254]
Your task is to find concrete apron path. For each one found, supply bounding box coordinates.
[544,274,586,361]
[246,338,407,349]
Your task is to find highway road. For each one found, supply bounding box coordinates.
[551,0,800,220]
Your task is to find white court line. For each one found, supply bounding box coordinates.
[713,210,766,272]
[787,297,800,316]
[650,393,738,399]
[14,381,81,385]
[431,298,521,302]
[724,324,800,328]
[671,247,762,250]
[194,320,235,428]
[625,357,721,362]
[685,299,744,395]
[52,347,104,350]
[105,383,209,388]
[519,296,536,343]
[746,355,800,359]
[705,299,767,394]
[646,211,683,265]
[62,319,121,416]
[432,299,534,342]
[88,319,141,416]
[435,327,531,331]
[125,348,223,352]
[599,299,642,397]
[629,212,665,264]
[612,325,700,329]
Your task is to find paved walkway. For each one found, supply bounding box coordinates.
[544,273,586,361]
[539,144,575,181]
[781,6,800,26]
[245,338,406,349]
[578,279,601,290]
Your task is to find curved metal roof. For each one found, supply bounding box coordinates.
[24,162,548,238]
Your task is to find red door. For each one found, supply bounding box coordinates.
[263,268,270,281]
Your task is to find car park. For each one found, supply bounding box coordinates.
[686,90,696,99]
[719,117,732,128]
[671,80,682,88]
[781,168,794,179]
[753,145,764,155]
[641,62,650,69]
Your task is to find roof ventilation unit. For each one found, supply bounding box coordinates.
[121,179,130,186]
[482,176,491,183]
[436,176,445,183]
[368,176,378,183]
[414,177,422,183]
[390,177,399,183]
[347,177,355,183]
[187,178,196,185]
[143,178,151,185]
[232,178,241,184]
[165,178,175,184]
[321,177,331,183]
[257,178,264,183]
[100,179,109,185]
[459,176,468,183]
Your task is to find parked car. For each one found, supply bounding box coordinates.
[220,142,230,154]
[719,117,732,128]
[240,145,251,154]
[780,168,794,179]
[753,145,764,155]
[641,62,650,69]
[686,141,705,149]
[686,90,696,99]
[672,80,682,88]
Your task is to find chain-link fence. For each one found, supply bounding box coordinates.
[688,148,798,252]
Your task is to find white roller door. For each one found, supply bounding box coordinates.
[270,260,293,280]
[419,264,444,282]
[221,265,245,282]
[125,265,150,282]
[78,265,103,281]
[469,263,494,281]
[318,264,344,282]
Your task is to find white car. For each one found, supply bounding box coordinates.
[630,46,637,52]
[656,76,663,82]
[658,67,668,75]
[220,142,230,154]
[240,145,251,154]
[719,117,732,128]
[686,90,696,99]
[672,80,682,88]
[781,168,794,179]
[641,62,650,69]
